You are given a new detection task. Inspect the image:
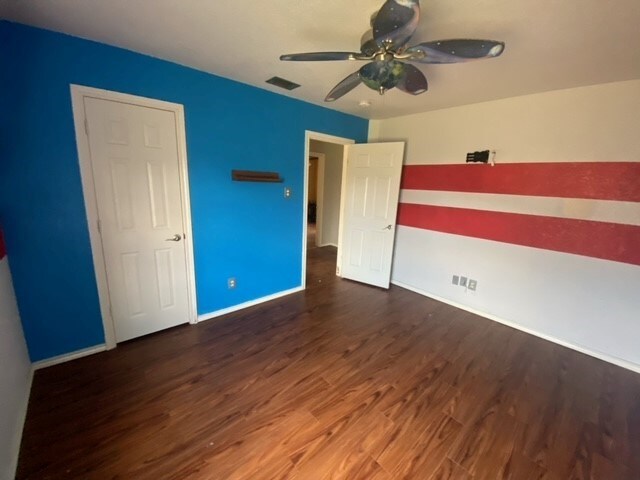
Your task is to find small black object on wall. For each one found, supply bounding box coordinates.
[466,150,491,164]
[231,170,283,182]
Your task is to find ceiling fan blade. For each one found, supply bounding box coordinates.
[360,30,378,56]
[406,39,505,64]
[372,0,420,48]
[280,52,365,61]
[397,64,428,95]
[325,71,362,102]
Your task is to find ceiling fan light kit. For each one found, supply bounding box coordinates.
[280,0,505,102]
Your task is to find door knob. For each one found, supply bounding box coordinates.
[165,234,182,242]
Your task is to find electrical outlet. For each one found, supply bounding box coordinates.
[460,276,468,287]
[452,275,459,285]
[228,277,236,289]
[468,279,477,291]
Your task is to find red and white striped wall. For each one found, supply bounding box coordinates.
[375,80,640,371]
[398,162,640,266]
[390,160,640,371]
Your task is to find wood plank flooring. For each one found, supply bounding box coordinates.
[17,245,640,479]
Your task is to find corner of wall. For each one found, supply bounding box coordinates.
[0,257,33,480]
[368,119,382,142]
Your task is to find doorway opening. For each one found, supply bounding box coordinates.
[307,152,322,251]
[303,133,406,290]
[302,131,354,288]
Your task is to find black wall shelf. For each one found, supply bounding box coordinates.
[231,170,283,183]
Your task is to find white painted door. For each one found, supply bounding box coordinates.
[339,142,405,288]
[84,97,190,342]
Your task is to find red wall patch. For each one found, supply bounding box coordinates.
[398,203,640,266]
[0,229,6,260]
[401,162,640,202]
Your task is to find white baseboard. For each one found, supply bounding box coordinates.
[391,280,640,375]
[198,286,305,323]
[33,344,107,370]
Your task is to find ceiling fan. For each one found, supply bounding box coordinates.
[280,0,505,102]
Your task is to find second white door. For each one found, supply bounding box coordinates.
[84,97,191,342]
[340,142,405,289]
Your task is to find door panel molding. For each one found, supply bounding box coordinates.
[71,84,197,350]
[339,142,405,289]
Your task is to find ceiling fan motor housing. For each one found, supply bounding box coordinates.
[360,61,406,94]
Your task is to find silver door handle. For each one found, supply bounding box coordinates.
[383,225,393,230]
[165,234,182,242]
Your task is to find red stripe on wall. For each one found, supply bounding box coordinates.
[0,229,6,260]
[401,163,640,202]
[397,203,640,266]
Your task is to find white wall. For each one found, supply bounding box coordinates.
[0,257,32,479]
[310,140,345,247]
[371,80,640,371]
[370,80,640,164]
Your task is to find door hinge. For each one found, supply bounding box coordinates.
[84,118,90,136]
[97,219,102,234]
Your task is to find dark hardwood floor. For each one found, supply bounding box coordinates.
[18,245,640,479]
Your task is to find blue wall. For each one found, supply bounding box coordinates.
[0,21,368,362]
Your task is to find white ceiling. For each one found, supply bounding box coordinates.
[2,0,640,119]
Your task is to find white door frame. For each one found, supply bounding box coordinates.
[70,84,198,350]
[302,131,354,287]
[309,151,325,247]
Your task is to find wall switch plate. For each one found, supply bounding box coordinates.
[468,279,477,291]
[452,275,459,285]
[284,187,292,198]
[460,276,468,287]
[228,277,236,289]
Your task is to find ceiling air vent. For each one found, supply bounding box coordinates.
[266,76,301,91]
